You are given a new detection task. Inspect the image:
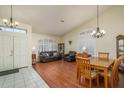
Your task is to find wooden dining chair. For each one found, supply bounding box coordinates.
[76,57,99,87]
[76,52,90,57]
[76,52,89,79]
[99,59,121,87]
[98,52,109,60]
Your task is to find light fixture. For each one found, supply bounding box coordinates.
[91,5,106,38]
[68,40,72,45]
[2,5,19,28]
[60,18,64,23]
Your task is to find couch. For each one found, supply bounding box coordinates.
[63,51,76,62]
[39,51,61,62]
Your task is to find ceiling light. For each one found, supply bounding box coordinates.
[60,19,64,22]
[2,5,19,28]
[91,5,106,38]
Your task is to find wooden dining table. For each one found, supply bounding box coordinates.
[90,57,114,88]
[76,57,114,88]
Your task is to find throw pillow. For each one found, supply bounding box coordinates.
[49,52,53,56]
[69,53,74,56]
[53,52,57,56]
[42,53,46,56]
[45,53,49,57]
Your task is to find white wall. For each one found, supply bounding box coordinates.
[32,33,62,61]
[0,19,32,66]
[62,6,124,59]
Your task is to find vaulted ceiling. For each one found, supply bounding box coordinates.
[0,5,112,36]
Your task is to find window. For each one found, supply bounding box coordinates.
[77,30,96,56]
[39,39,58,52]
[0,26,27,34]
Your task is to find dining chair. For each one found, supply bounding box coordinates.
[76,52,89,79]
[76,52,89,58]
[99,59,121,87]
[76,57,99,87]
[98,52,109,60]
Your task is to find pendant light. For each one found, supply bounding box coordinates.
[91,5,106,38]
[2,5,19,28]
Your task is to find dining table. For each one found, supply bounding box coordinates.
[90,57,114,88]
[76,57,114,88]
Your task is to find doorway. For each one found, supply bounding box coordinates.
[0,32,28,72]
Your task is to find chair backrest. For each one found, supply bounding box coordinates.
[111,59,121,79]
[76,52,89,58]
[82,52,89,58]
[76,57,91,78]
[76,53,83,58]
[98,52,109,60]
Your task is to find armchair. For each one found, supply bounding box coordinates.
[63,51,76,62]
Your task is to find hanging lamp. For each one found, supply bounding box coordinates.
[2,5,19,28]
[91,5,106,38]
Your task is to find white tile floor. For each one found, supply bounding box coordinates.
[0,67,49,88]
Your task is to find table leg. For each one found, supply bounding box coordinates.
[77,67,79,79]
[104,68,108,88]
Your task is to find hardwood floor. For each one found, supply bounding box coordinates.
[33,60,124,88]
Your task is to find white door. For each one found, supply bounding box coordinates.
[14,36,28,68]
[0,33,28,72]
[0,35,14,71]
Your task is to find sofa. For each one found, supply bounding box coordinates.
[63,51,76,62]
[39,51,61,62]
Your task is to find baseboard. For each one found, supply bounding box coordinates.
[0,68,19,76]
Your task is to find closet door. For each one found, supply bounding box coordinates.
[0,35,14,72]
[14,36,28,68]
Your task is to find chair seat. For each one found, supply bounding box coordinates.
[99,70,112,77]
[91,70,99,77]
[80,70,98,78]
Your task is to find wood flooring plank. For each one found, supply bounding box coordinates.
[33,60,124,88]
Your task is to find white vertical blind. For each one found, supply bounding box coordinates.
[39,39,58,52]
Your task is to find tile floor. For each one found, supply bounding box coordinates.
[0,67,49,88]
